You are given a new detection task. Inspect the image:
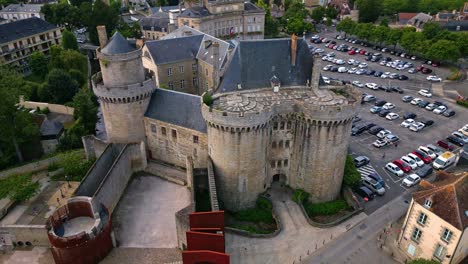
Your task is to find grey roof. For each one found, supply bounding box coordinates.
[145,88,207,133]
[218,38,313,93]
[244,2,263,12]
[140,12,169,31]
[145,35,203,64]
[101,32,136,54]
[0,3,42,13]
[196,35,230,68]
[40,119,64,136]
[150,5,182,14]
[0,17,57,45]
[438,20,468,31]
[408,13,433,27]
[179,6,211,18]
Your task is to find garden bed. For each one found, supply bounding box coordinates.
[225,197,278,234]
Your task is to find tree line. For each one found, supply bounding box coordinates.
[336,18,468,62]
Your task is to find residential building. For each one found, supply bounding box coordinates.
[0,17,62,74]
[407,13,433,30]
[438,20,468,31]
[398,13,418,25]
[0,3,43,22]
[142,26,231,95]
[398,171,468,264]
[140,10,172,40]
[177,0,265,40]
[460,2,468,20]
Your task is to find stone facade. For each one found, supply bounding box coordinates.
[148,59,199,95]
[144,118,208,169]
[202,85,361,210]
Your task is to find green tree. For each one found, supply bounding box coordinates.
[379,17,389,27]
[382,0,407,15]
[69,69,86,87]
[29,52,49,80]
[425,39,460,62]
[0,67,40,163]
[257,0,279,37]
[72,89,97,134]
[385,28,403,50]
[343,155,361,187]
[41,3,81,29]
[356,0,381,22]
[62,29,79,50]
[336,17,356,37]
[44,69,79,104]
[69,0,91,6]
[284,2,309,20]
[371,25,389,46]
[49,45,65,70]
[325,6,338,19]
[400,30,423,54]
[286,15,313,34]
[422,22,442,40]
[354,23,374,41]
[311,6,325,23]
[87,0,120,45]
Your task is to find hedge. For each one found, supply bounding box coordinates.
[233,197,274,224]
[343,155,361,187]
[304,199,349,216]
[292,189,310,204]
[456,100,468,108]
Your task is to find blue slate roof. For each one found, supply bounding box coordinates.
[0,17,57,45]
[145,35,204,64]
[145,88,207,133]
[218,38,313,93]
[101,32,136,54]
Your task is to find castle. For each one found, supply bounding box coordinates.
[92,28,361,210]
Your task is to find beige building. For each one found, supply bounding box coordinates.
[142,26,231,95]
[177,0,265,40]
[398,171,468,264]
[0,17,61,74]
[0,3,43,22]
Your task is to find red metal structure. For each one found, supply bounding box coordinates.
[183,211,230,264]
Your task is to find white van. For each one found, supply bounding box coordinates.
[433,152,456,170]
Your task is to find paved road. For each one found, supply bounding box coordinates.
[304,193,412,264]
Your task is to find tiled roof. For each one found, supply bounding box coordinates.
[398,13,418,21]
[40,119,64,137]
[101,32,136,54]
[0,3,42,13]
[140,12,170,31]
[414,171,468,230]
[179,6,211,18]
[145,35,203,64]
[0,17,57,45]
[144,88,207,133]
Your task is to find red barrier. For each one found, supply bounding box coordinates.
[182,250,230,264]
[186,231,225,253]
[189,211,225,231]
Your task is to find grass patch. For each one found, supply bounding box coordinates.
[447,67,463,81]
[226,196,277,234]
[50,150,94,181]
[0,173,40,202]
[331,88,349,97]
[304,199,350,216]
[292,189,309,204]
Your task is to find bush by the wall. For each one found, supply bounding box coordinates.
[456,99,468,108]
[203,92,213,106]
[292,189,310,204]
[304,199,349,216]
[232,196,274,224]
[343,155,361,187]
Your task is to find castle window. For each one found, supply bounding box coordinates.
[279,141,283,148]
[193,77,198,87]
[167,67,173,76]
[179,65,184,73]
[280,122,285,130]
[284,159,288,167]
[193,135,199,144]
[277,161,282,168]
[287,121,292,129]
[192,63,197,72]
[205,68,208,76]
[172,129,177,139]
[150,124,157,133]
[271,161,275,168]
[441,228,453,243]
[272,141,276,148]
[180,80,185,89]
[273,122,278,130]
[285,140,290,148]
[168,81,174,90]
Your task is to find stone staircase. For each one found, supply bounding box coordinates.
[207,159,219,211]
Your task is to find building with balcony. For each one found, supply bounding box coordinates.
[398,171,468,264]
[0,17,61,74]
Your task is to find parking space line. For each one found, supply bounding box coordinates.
[381,167,404,183]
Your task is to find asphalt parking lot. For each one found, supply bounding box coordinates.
[311,31,468,214]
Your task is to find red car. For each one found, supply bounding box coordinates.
[359,50,366,55]
[412,150,432,164]
[348,50,356,55]
[393,159,411,173]
[437,140,455,150]
[416,65,425,71]
[328,44,336,49]
[421,68,432,74]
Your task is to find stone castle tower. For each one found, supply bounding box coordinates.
[92,26,155,143]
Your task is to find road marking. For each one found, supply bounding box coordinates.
[381,166,404,183]
[357,164,376,177]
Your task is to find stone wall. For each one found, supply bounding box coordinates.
[156,60,199,95]
[175,158,196,250]
[19,97,74,116]
[145,118,208,169]
[0,225,49,246]
[82,135,109,160]
[0,156,61,180]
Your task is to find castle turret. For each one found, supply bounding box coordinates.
[92,28,155,143]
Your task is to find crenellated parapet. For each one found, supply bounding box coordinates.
[92,72,155,104]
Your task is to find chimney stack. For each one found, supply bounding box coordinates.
[291,34,298,66]
[212,41,220,90]
[97,25,108,49]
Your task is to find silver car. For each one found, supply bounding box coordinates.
[362,177,385,195]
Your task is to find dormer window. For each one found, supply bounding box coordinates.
[424,199,432,208]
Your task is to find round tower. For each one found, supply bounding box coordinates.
[92,30,155,143]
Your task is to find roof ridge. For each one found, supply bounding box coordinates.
[155,88,201,99]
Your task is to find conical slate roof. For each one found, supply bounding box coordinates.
[101,32,135,54]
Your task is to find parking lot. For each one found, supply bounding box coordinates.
[311,32,468,214]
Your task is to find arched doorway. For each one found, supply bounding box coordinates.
[272,174,287,184]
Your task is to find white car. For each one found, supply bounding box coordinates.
[338,67,348,73]
[402,174,421,187]
[433,105,447,114]
[322,65,333,71]
[386,113,399,120]
[410,98,423,105]
[336,59,345,65]
[347,59,355,65]
[452,131,468,144]
[352,80,364,88]
[401,156,418,170]
[385,162,404,177]
[381,73,390,79]
[418,89,432,98]
[407,153,424,167]
[380,61,387,66]
[358,63,368,68]
[314,48,324,54]
[348,68,358,74]
[418,146,437,159]
[459,124,468,136]
[401,119,415,128]
[311,35,320,40]
[425,103,437,111]
[383,103,395,110]
[426,75,442,82]
[365,83,378,90]
[373,139,388,148]
[322,76,331,84]
[355,69,367,75]
[377,130,392,139]
[409,122,425,132]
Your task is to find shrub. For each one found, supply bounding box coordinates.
[203,92,213,106]
[55,151,94,181]
[407,259,440,264]
[304,199,349,216]
[0,173,40,202]
[233,197,274,224]
[48,162,60,172]
[456,99,468,108]
[343,155,361,187]
[256,196,272,210]
[292,189,310,204]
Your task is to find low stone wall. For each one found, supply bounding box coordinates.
[225,195,282,238]
[0,225,49,247]
[82,135,109,160]
[0,156,61,179]
[144,160,187,186]
[19,97,74,116]
[175,158,196,249]
[299,188,363,228]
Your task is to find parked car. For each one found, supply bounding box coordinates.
[459,124,468,137]
[407,153,424,167]
[351,125,367,136]
[391,86,404,93]
[385,134,399,143]
[365,83,379,90]
[402,174,421,187]
[437,140,455,151]
[433,151,456,170]
[370,106,383,113]
[385,113,399,120]
[377,129,392,139]
[416,165,433,178]
[382,103,395,110]
[442,109,456,117]
[447,135,465,146]
[402,95,413,103]
[401,119,415,128]
[352,80,364,88]
[385,162,404,177]
[354,186,375,200]
[433,105,447,114]
[418,89,432,98]
[363,95,376,102]
[375,100,387,107]
[425,103,437,111]
[452,131,468,144]
[420,119,434,127]
[369,126,384,135]
[393,159,411,173]
[412,150,432,164]
[362,177,385,195]
[418,100,430,108]
[426,75,442,82]
[373,139,388,148]
[353,156,370,168]
[418,146,437,159]
[426,144,443,156]
[379,110,391,117]
[409,122,425,132]
[410,98,423,105]
[403,112,416,119]
[401,155,418,170]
